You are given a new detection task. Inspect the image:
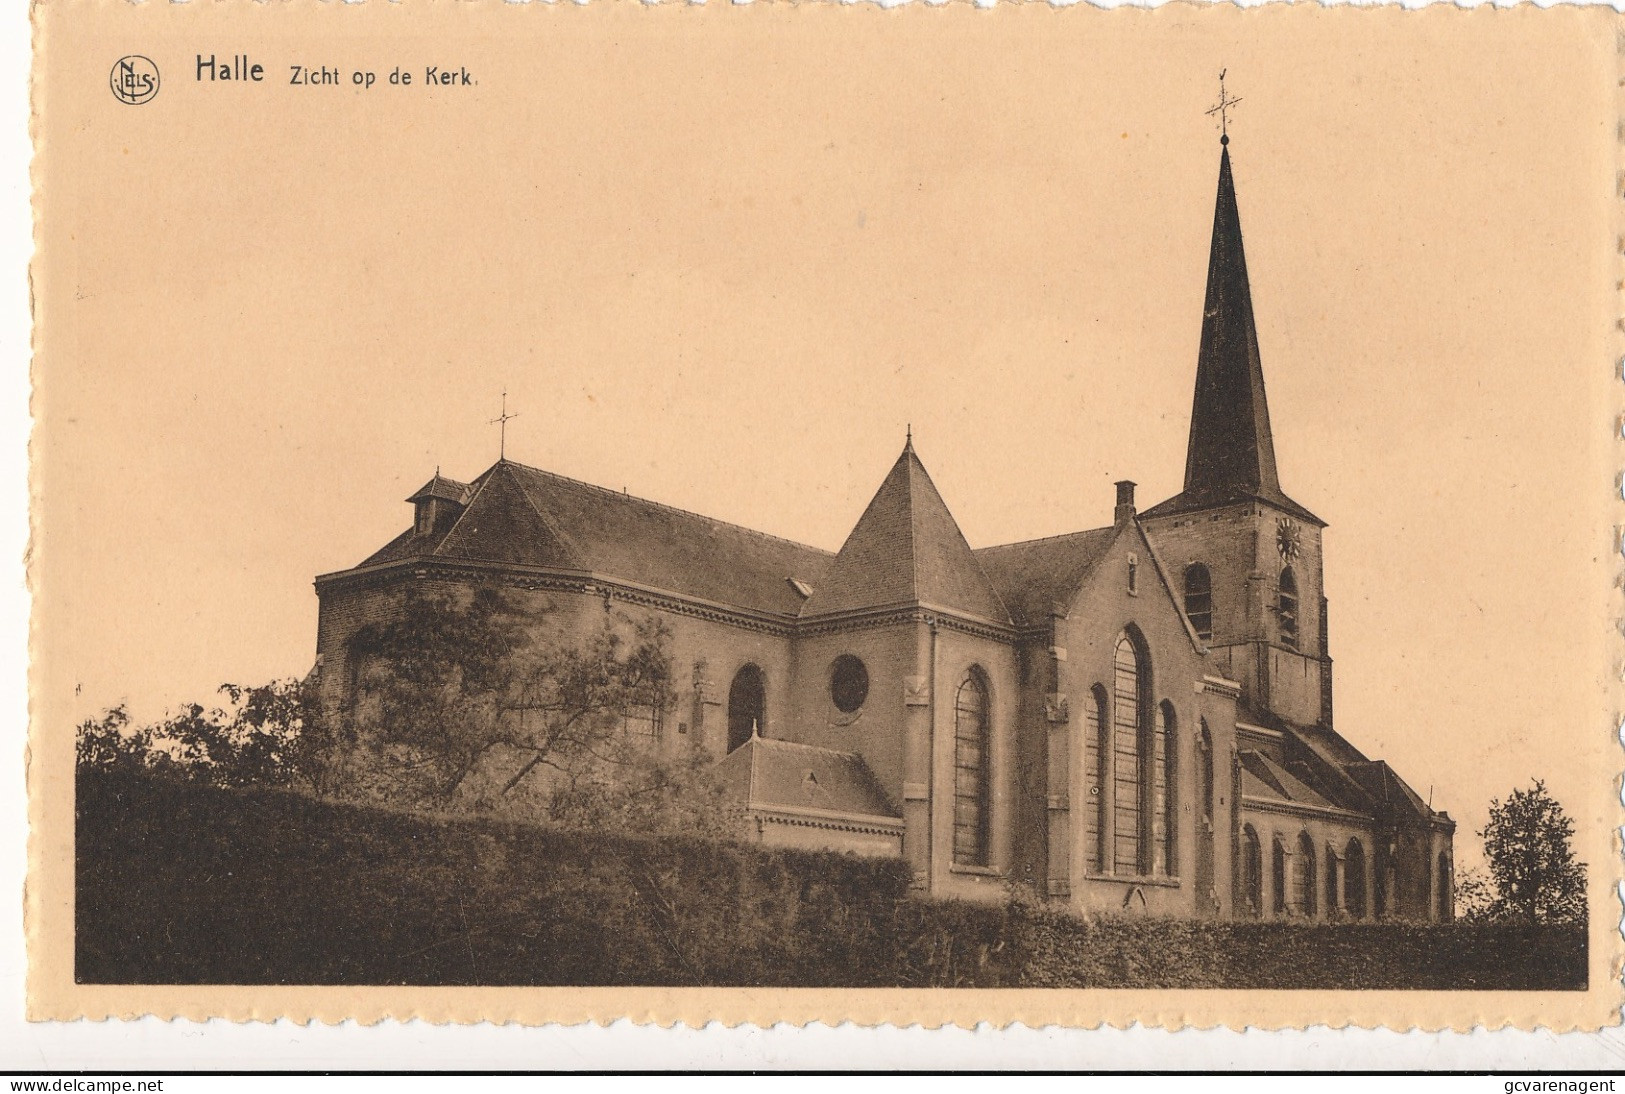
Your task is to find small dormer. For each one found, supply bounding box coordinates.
[406,473,470,538]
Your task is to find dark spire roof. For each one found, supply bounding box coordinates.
[1142,143,1322,526]
[800,440,1010,623]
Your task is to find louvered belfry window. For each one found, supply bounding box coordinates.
[952,670,992,868]
[1278,567,1299,649]
[1111,634,1147,875]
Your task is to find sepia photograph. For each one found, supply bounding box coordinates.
[27,1,1620,1032]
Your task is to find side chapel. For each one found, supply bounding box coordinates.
[313,136,1455,922]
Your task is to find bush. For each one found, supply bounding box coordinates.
[75,770,1586,990]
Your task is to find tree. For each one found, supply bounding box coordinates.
[75,705,149,773]
[1479,779,1586,925]
[1451,865,1497,922]
[75,679,326,792]
[346,583,679,810]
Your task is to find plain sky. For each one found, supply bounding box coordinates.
[35,4,1618,873]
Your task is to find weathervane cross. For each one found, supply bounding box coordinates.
[1205,69,1243,143]
[490,390,518,460]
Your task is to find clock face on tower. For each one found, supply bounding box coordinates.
[1276,518,1301,564]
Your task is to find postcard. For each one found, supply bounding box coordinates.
[29,0,1623,1030]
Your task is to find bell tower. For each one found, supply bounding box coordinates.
[1140,131,1331,727]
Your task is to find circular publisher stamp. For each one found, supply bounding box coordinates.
[109,55,159,106]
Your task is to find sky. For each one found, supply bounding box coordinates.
[35,5,1618,870]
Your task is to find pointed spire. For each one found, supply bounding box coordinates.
[1185,141,1279,501]
[1143,139,1321,527]
[800,440,1010,622]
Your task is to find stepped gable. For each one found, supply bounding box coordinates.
[974,527,1117,628]
[361,459,833,618]
[716,735,900,820]
[1142,140,1320,526]
[799,439,1010,624]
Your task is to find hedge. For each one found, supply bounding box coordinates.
[75,770,1585,989]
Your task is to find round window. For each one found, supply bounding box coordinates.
[830,655,870,713]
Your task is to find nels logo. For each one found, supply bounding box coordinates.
[110,55,159,106]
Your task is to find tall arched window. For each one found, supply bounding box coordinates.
[952,669,992,868]
[1272,837,1288,915]
[1085,684,1109,873]
[1436,852,1452,922]
[1112,633,1150,875]
[726,664,765,753]
[1241,825,1263,918]
[1279,568,1300,649]
[1154,701,1178,876]
[1195,721,1215,907]
[1344,838,1367,919]
[1183,564,1213,641]
[1325,843,1340,918]
[1295,831,1317,917]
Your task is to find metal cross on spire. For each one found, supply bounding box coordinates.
[489,390,519,461]
[1205,69,1243,145]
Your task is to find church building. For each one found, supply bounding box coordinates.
[313,137,1455,922]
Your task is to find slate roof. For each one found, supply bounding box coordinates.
[715,735,900,821]
[351,460,833,618]
[799,441,1010,623]
[1142,143,1321,527]
[974,527,1117,628]
[1346,760,1440,823]
[407,474,472,505]
[1239,749,1338,811]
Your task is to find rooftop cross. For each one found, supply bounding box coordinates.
[489,390,519,460]
[1205,69,1243,145]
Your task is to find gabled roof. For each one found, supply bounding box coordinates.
[350,460,833,618]
[715,735,900,821]
[974,527,1116,628]
[799,441,1010,623]
[1143,141,1321,528]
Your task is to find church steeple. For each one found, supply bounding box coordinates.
[1143,137,1320,527]
[1185,142,1279,502]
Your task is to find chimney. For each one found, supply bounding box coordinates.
[1114,480,1137,527]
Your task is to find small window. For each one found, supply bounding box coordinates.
[1127,553,1139,596]
[1278,567,1299,649]
[1272,837,1288,915]
[830,655,870,713]
[1296,831,1317,917]
[622,702,663,741]
[1241,825,1263,918]
[1183,564,1213,641]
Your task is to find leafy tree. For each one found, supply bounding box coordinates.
[1478,779,1586,925]
[1451,865,1497,922]
[538,747,745,843]
[346,583,678,810]
[76,679,325,792]
[75,705,149,772]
